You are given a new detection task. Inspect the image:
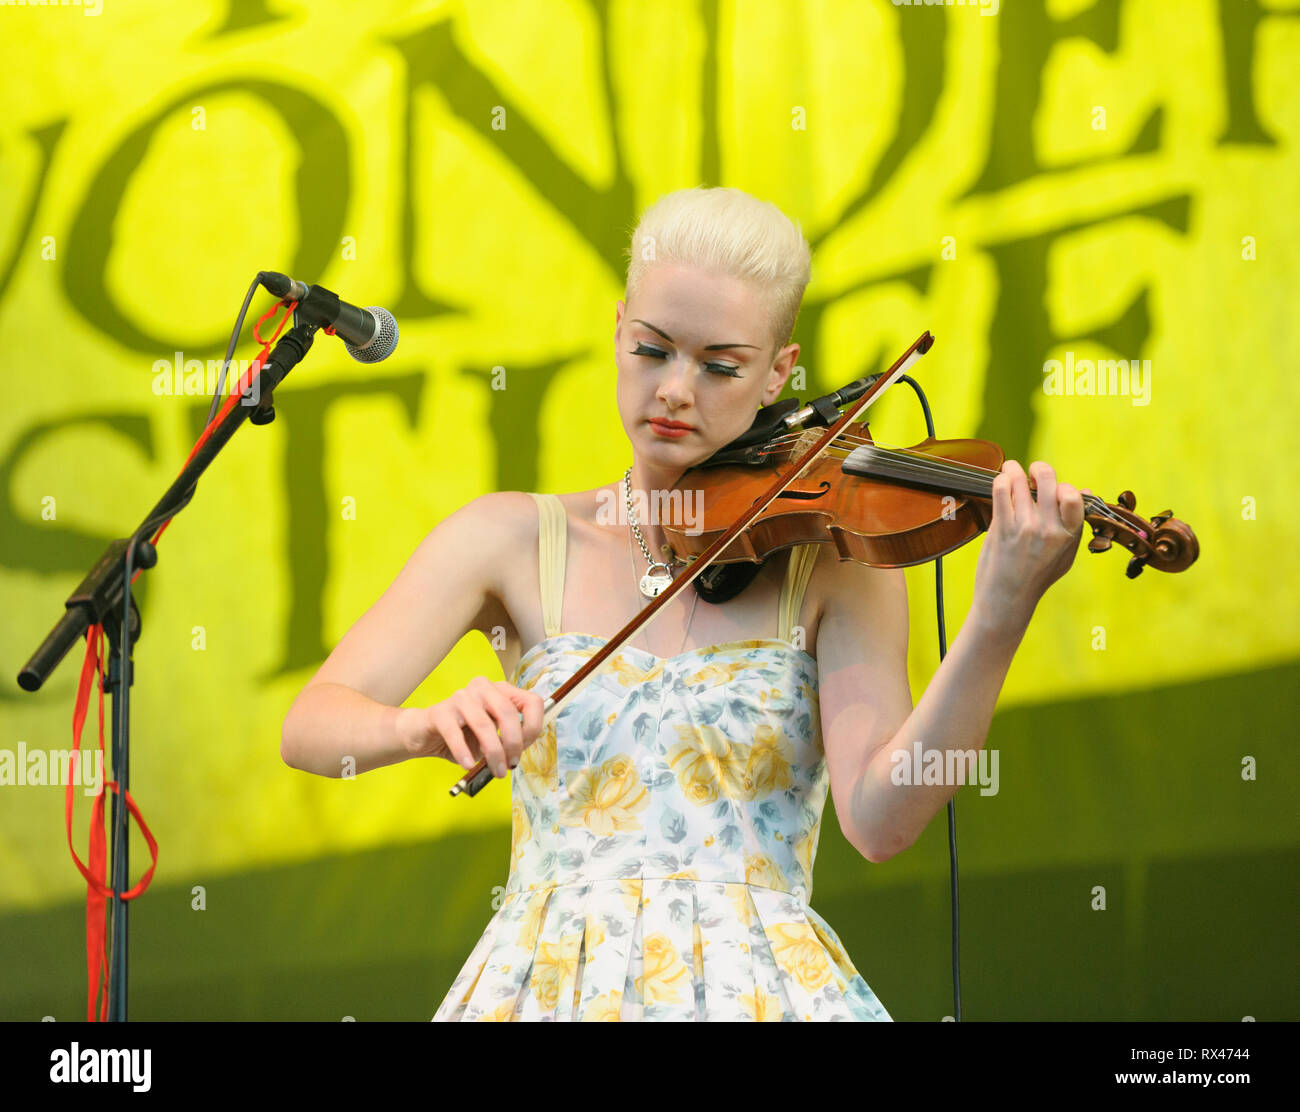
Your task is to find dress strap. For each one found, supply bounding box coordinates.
[527,493,567,639]
[777,544,819,645]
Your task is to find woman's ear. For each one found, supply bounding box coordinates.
[764,341,799,402]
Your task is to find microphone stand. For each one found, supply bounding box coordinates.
[17,310,322,1021]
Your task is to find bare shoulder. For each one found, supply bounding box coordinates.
[459,490,540,545]
[806,546,908,645]
[811,545,907,595]
[294,490,543,706]
[400,491,536,631]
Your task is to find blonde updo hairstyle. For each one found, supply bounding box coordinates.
[623,186,812,360]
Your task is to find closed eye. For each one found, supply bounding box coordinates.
[631,342,741,377]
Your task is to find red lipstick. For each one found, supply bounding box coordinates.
[648,418,693,438]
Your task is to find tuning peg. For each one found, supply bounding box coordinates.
[1117,490,1136,511]
[1125,556,1146,579]
[1088,536,1113,554]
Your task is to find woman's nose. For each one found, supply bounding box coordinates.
[656,355,694,407]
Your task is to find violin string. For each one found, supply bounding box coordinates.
[762,429,1113,520]
[757,428,1119,516]
[755,429,1030,491]
[828,448,1127,529]
[822,440,1128,529]
[762,429,1001,475]
[751,429,1130,530]
[761,428,1008,480]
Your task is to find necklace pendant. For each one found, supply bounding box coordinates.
[639,564,673,599]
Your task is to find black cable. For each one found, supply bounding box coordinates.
[207,274,265,428]
[895,372,961,1023]
[129,270,262,572]
[144,275,264,565]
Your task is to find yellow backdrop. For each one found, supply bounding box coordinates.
[0,0,1296,1020]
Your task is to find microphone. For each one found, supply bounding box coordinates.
[258,272,399,363]
[779,373,885,431]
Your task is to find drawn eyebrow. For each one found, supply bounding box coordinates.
[631,319,760,351]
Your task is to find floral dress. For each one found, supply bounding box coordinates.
[431,493,892,1022]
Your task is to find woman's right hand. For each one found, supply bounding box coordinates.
[396,676,546,778]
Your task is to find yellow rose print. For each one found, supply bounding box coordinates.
[617,878,643,916]
[479,999,520,1022]
[582,990,623,1021]
[520,721,558,793]
[583,918,607,952]
[793,824,817,890]
[529,933,583,1011]
[636,933,690,1004]
[682,658,754,686]
[767,922,832,992]
[458,962,486,1006]
[668,723,751,806]
[509,797,532,870]
[560,755,650,835]
[603,653,664,686]
[727,882,756,929]
[745,724,795,798]
[515,892,550,952]
[744,852,789,892]
[739,984,784,1021]
[809,919,849,973]
[691,920,709,973]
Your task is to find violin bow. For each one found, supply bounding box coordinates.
[450,330,937,798]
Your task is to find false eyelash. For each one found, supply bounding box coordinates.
[630,344,741,377]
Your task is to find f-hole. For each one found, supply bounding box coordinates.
[772,481,831,502]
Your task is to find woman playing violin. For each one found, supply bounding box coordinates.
[281,185,1086,1021]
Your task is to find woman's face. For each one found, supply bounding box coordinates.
[615,263,798,469]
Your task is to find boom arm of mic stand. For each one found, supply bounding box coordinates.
[16,320,319,692]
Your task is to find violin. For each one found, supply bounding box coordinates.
[662,406,1199,581]
[450,331,1197,799]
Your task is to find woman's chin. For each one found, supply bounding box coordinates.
[636,436,717,466]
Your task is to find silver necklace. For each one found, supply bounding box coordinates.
[625,496,700,656]
[624,466,682,598]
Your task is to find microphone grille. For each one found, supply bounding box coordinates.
[344,307,399,363]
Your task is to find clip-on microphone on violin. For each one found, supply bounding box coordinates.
[688,375,886,602]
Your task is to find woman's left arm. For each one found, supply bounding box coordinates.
[818,459,1085,864]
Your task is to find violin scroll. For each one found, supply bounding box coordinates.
[1083,489,1199,578]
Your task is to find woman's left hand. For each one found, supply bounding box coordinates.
[970,459,1087,634]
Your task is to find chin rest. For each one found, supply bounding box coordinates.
[691,398,802,468]
[681,400,800,600]
[683,398,806,601]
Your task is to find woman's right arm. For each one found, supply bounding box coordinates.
[279,491,541,779]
